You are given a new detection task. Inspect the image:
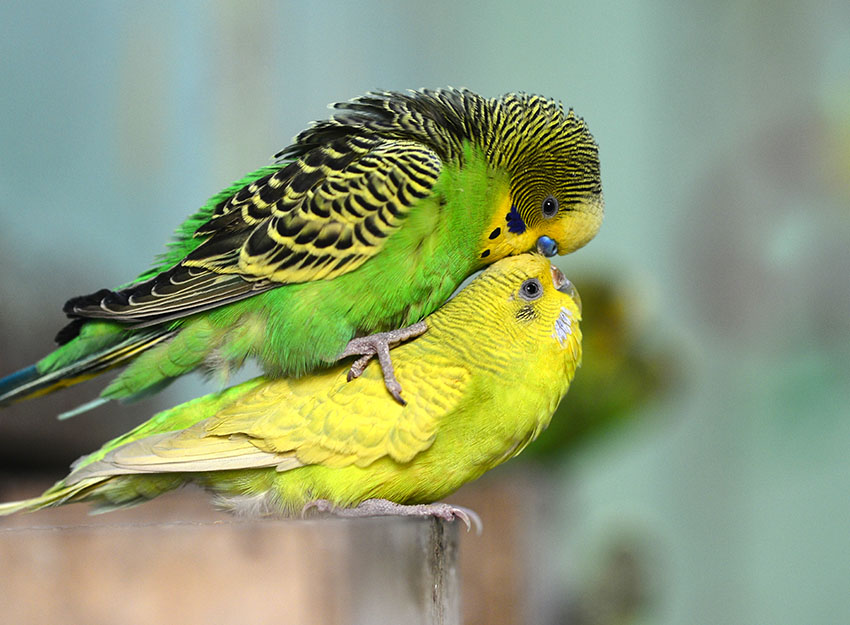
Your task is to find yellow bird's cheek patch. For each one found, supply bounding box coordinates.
[551,307,574,348]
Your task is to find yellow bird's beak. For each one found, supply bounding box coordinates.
[550,265,581,313]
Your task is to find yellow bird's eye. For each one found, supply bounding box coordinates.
[519,278,543,301]
[541,195,558,218]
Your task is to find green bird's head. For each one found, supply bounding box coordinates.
[325,88,603,262]
[284,87,602,267]
[477,92,604,263]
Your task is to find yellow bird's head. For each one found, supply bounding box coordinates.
[433,253,582,378]
[480,93,603,262]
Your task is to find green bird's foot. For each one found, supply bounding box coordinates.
[302,498,482,534]
[338,321,428,406]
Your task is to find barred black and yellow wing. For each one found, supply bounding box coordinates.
[64,136,442,325]
[210,138,441,283]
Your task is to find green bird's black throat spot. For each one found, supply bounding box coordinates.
[480,249,490,259]
[488,227,501,239]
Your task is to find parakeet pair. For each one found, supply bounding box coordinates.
[0,254,583,521]
[0,87,602,409]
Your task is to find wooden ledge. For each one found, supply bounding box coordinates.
[0,488,460,625]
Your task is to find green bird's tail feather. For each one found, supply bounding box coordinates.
[0,324,178,407]
[0,165,284,412]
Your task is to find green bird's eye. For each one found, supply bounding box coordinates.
[541,195,558,218]
[519,278,543,301]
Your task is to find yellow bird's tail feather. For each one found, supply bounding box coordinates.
[0,478,104,516]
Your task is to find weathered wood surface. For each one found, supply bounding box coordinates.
[0,486,460,625]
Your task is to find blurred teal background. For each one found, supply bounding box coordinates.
[1,1,848,623]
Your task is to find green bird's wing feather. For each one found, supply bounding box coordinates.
[65,137,442,326]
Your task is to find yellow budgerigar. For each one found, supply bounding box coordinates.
[0,254,582,525]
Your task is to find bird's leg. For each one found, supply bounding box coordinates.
[302,498,482,534]
[337,320,428,405]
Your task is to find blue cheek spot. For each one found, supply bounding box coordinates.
[506,205,526,234]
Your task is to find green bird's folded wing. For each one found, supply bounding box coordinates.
[65,138,442,326]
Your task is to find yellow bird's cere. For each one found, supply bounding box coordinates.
[0,254,583,523]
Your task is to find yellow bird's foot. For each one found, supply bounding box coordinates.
[337,321,428,406]
[302,498,482,534]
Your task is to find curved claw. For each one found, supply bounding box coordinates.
[346,354,373,382]
[432,504,483,535]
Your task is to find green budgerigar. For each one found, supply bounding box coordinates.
[0,88,602,408]
[0,254,582,523]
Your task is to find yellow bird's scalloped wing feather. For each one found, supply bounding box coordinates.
[206,353,471,468]
[68,352,471,481]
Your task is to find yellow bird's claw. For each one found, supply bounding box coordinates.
[301,498,482,534]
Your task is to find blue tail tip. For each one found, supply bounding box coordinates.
[0,364,40,400]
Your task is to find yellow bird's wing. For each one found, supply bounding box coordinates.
[68,358,471,481]
[66,138,442,324]
[206,359,472,468]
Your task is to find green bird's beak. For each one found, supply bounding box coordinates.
[550,265,581,312]
[536,235,559,257]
